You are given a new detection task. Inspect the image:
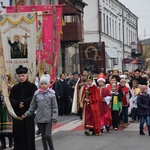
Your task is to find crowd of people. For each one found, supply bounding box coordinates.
[1,65,150,150]
[69,68,150,136]
[52,68,150,136]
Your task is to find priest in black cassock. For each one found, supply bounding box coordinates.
[9,65,37,150]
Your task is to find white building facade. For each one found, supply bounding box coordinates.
[0,0,10,13]
[84,0,138,72]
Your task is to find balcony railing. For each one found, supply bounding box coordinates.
[61,22,82,42]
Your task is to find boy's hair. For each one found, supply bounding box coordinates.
[132,79,139,84]
[134,69,141,73]
[60,74,64,78]
[120,79,126,83]
[111,75,118,80]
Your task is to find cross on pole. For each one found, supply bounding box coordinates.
[22,33,30,40]
[22,33,30,56]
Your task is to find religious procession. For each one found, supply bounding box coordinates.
[0,0,150,150]
[1,65,150,150]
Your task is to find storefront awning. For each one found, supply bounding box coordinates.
[105,47,118,58]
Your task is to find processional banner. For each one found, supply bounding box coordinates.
[0,12,37,83]
[0,30,21,120]
[6,5,63,81]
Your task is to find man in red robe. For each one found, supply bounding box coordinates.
[97,73,112,132]
[82,75,101,136]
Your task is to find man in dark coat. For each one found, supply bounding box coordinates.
[55,74,69,116]
[9,65,37,150]
[129,69,147,88]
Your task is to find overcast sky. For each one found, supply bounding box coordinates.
[119,0,150,40]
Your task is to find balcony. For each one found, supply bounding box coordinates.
[61,22,82,42]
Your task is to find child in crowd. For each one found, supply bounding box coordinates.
[120,79,130,128]
[130,80,140,122]
[137,85,150,136]
[22,76,58,150]
[107,75,123,98]
[110,84,122,131]
[97,73,112,132]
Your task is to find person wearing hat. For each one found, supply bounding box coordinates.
[22,75,58,150]
[9,65,37,150]
[81,75,101,136]
[97,73,112,132]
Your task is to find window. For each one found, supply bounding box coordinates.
[103,13,105,33]
[112,19,114,38]
[131,31,132,42]
[115,21,117,39]
[107,15,109,34]
[126,28,128,45]
[119,23,121,40]
[109,18,111,36]
[135,33,137,41]
[129,30,130,45]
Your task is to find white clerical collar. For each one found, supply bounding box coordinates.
[87,83,94,87]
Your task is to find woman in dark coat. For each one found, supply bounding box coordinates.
[137,85,150,136]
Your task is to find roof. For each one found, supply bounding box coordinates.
[115,0,138,19]
[142,38,150,45]
[59,0,87,15]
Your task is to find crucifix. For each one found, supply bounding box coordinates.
[84,87,91,105]
[22,33,30,56]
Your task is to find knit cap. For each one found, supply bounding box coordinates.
[39,75,49,85]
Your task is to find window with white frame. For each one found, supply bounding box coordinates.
[103,13,105,33]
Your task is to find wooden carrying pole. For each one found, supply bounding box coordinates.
[15,0,18,12]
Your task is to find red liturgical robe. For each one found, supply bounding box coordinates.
[82,85,101,134]
[99,86,112,127]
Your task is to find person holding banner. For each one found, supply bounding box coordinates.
[0,75,14,149]
[9,65,37,150]
[0,91,13,149]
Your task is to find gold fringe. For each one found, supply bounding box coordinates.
[0,13,36,26]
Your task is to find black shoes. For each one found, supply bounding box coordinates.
[106,126,110,132]
[9,141,14,148]
[36,129,41,135]
[139,130,145,135]
[0,145,6,150]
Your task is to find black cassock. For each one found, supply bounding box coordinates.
[9,81,37,150]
